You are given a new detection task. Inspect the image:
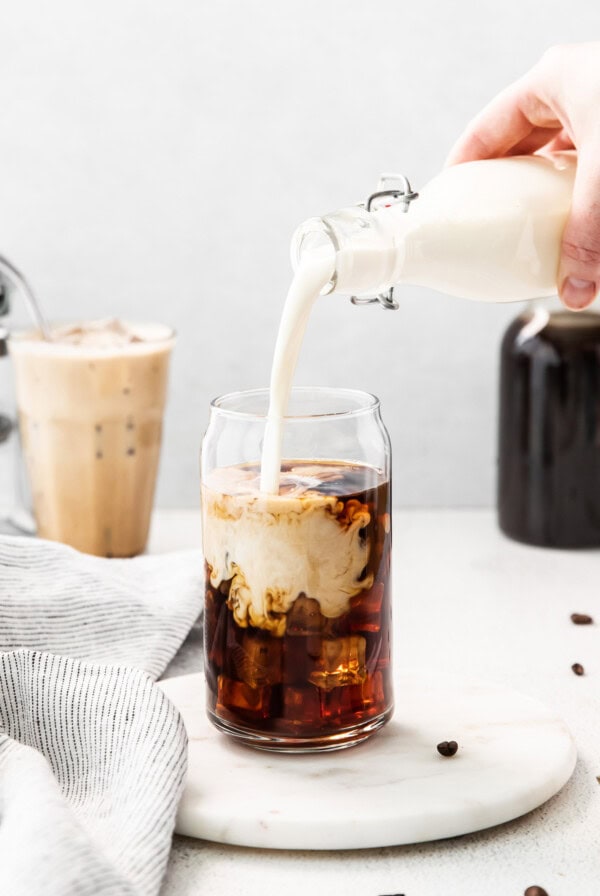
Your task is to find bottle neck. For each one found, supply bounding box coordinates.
[292,203,409,298]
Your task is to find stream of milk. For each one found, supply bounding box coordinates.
[259,251,333,494]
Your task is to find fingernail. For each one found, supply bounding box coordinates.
[560,277,597,310]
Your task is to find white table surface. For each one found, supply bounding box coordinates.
[152,509,600,896]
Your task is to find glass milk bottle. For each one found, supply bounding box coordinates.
[291,152,577,306]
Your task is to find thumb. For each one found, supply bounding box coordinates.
[558,148,600,310]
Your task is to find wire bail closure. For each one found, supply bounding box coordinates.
[350,173,418,311]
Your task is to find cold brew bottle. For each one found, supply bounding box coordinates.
[498,304,600,547]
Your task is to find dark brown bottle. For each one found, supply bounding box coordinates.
[498,307,600,548]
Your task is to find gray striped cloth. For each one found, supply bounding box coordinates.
[0,535,203,896]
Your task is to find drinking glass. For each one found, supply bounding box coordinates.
[201,387,393,752]
[9,323,175,557]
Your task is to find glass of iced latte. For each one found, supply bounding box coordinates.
[201,387,393,752]
[9,319,174,557]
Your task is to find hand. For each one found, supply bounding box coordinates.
[446,43,600,310]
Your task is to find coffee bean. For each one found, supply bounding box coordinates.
[571,613,593,625]
[571,663,584,676]
[437,740,458,757]
[524,887,549,896]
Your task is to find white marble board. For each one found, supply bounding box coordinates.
[159,670,576,850]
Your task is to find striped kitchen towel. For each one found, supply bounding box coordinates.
[0,535,203,896]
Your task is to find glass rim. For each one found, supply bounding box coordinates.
[210,386,380,422]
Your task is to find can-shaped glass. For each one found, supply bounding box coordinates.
[201,387,393,752]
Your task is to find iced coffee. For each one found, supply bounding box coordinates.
[202,459,393,750]
[10,319,174,557]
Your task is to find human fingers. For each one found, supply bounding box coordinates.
[541,130,575,154]
[446,81,561,166]
[558,145,600,310]
[504,126,566,156]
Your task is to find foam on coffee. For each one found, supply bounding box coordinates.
[202,463,374,636]
[52,318,145,347]
[12,318,173,356]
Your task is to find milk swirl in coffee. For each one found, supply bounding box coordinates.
[202,460,393,743]
[203,464,374,634]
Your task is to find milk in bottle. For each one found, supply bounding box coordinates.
[292,152,577,302]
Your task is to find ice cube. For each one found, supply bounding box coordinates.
[278,465,346,497]
[322,671,387,719]
[217,675,272,718]
[309,636,367,691]
[361,670,386,708]
[349,582,385,633]
[204,583,229,671]
[282,684,323,724]
[231,631,282,687]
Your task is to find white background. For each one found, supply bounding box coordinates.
[1,0,599,508]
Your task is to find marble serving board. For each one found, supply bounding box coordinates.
[159,671,576,850]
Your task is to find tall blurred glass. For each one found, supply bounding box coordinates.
[201,387,393,752]
[9,322,174,557]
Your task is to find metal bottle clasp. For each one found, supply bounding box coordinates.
[350,173,418,311]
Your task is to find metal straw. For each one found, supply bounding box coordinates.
[0,254,52,340]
